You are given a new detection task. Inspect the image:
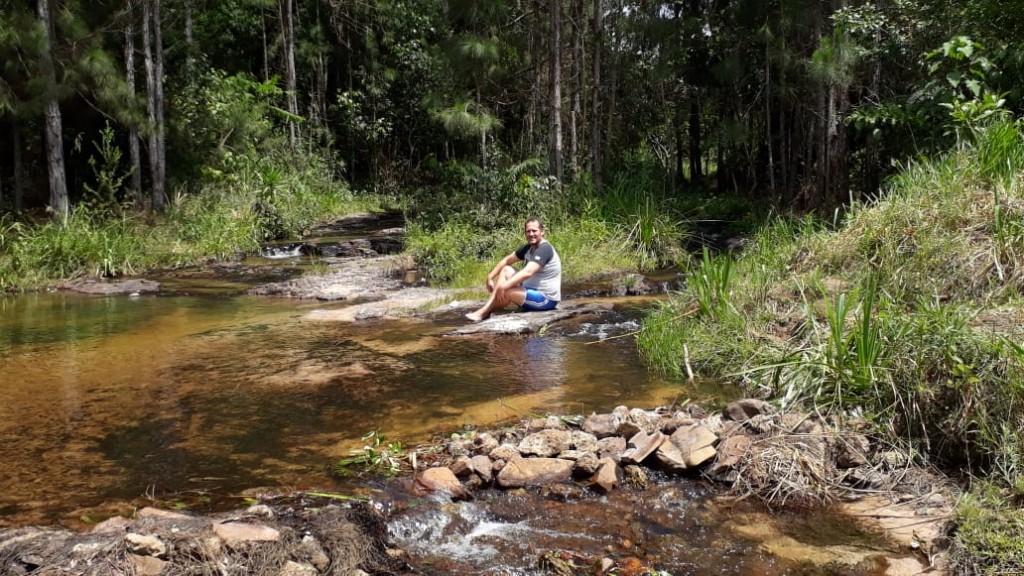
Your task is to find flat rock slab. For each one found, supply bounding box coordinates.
[449,303,613,335]
[61,278,160,295]
[249,255,404,300]
[304,287,455,322]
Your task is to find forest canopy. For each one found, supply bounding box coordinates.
[2,0,1023,219]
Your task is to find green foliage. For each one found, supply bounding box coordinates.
[809,28,860,88]
[544,217,635,282]
[336,90,393,148]
[751,274,889,413]
[170,70,286,181]
[0,206,146,288]
[847,35,1010,163]
[82,123,133,211]
[404,220,509,286]
[924,36,1007,145]
[334,431,408,477]
[601,162,689,269]
[406,211,636,289]
[972,119,1024,187]
[640,123,1024,501]
[638,297,750,379]
[950,482,1024,575]
[688,248,734,321]
[164,187,261,260]
[408,155,557,232]
[0,146,370,290]
[434,100,501,140]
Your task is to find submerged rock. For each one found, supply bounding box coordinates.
[61,278,160,295]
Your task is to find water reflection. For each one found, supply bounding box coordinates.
[0,292,719,527]
[521,337,566,391]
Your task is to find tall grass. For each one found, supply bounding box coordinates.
[637,121,1024,568]
[745,274,891,414]
[602,169,688,269]
[688,248,735,320]
[0,153,373,291]
[640,118,1024,471]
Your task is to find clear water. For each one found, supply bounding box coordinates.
[0,288,714,528]
[0,226,916,573]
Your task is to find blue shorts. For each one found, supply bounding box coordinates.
[521,289,558,312]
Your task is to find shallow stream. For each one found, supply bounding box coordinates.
[0,215,919,573]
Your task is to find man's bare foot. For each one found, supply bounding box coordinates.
[465,312,487,323]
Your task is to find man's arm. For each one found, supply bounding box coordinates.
[496,261,542,291]
[485,252,522,291]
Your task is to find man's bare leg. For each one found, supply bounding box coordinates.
[464,294,505,323]
[466,283,527,323]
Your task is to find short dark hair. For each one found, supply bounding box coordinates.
[524,217,544,231]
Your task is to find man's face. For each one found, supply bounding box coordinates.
[524,222,544,246]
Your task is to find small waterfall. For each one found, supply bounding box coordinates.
[386,494,600,575]
[262,243,306,259]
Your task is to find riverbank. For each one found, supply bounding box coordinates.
[636,124,1024,573]
[0,400,951,575]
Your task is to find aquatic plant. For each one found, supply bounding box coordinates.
[335,430,409,477]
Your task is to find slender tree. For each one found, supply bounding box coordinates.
[281,0,298,146]
[125,0,143,206]
[549,0,563,181]
[36,0,68,218]
[591,0,602,191]
[142,0,166,211]
[569,0,583,180]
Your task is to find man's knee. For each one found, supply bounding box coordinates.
[506,287,527,306]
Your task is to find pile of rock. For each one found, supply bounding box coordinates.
[413,399,914,509]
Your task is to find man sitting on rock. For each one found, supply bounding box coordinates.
[465,217,562,323]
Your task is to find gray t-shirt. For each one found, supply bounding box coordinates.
[515,241,562,301]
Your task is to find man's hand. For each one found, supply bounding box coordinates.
[486,277,496,292]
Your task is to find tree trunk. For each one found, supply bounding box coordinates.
[184,0,194,69]
[688,98,702,182]
[12,117,24,213]
[154,0,165,210]
[282,0,299,147]
[603,1,617,166]
[674,106,684,183]
[765,34,775,197]
[825,0,850,209]
[310,0,327,131]
[125,2,143,206]
[527,0,542,151]
[548,0,563,182]
[591,0,602,192]
[261,11,270,82]
[142,0,166,211]
[569,0,583,181]
[37,0,69,219]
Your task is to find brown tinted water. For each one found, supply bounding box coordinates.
[0,286,914,574]
[0,289,712,527]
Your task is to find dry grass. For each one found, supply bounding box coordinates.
[733,434,837,509]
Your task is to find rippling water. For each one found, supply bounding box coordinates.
[383,477,900,575]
